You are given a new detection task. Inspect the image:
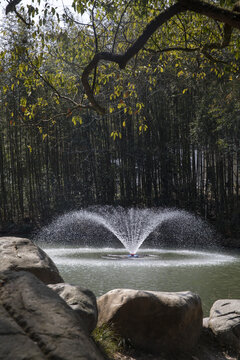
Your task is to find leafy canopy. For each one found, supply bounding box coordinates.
[1,0,240,115]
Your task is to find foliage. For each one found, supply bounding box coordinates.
[92,324,125,358]
[1,0,240,114]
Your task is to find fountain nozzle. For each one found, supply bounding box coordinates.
[129,253,139,258]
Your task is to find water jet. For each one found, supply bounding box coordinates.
[35,206,217,252]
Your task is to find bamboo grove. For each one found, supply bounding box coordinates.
[0,1,240,238]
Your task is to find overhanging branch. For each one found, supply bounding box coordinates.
[6,0,240,114]
[178,0,240,29]
[82,2,185,114]
[82,0,240,114]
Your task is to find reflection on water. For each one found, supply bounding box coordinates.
[43,246,240,315]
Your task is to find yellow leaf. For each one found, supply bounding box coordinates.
[182,88,188,94]
[122,121,126,127]
[95,84,100,94]
[109,107,114,114]
[72,116,82,125]
[42,134,47,141]
[229,75,233,81]
[117,101,126,109]
[27,145,32,153]
[177,70,184,77]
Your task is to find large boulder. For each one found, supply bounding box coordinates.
[0,270,104,360]
[97,289,203,354]
[0,236,63,284]
[48,283,98,334]
[0,304,45,360]
[208,299,240,352]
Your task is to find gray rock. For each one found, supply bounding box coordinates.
[208,299,240,352]
[0,236,63,284]
[48,283,98,334]
[0,271,104,360]
[0,304,45,360]
[97,288,203,354]
[203,317,209,328]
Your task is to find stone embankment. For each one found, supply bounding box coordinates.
[0,236,239,360]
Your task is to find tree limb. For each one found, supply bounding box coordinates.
[27,52,91,111]
[82,2,184,114]
[178,0,240,29]
[5,0,22,14]
[6,0,240,114]
[82,0,240,114]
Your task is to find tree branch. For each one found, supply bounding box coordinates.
[82,1,240,114]
[5,0,22,14]
[91,1,98,92]
[27,53,91,111]
[112,0,132,53]
[6,0,240,114]
[82,2,184,114]
[178,0,240,29]
[144,46,200,54]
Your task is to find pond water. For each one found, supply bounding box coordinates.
[43,246,240,316]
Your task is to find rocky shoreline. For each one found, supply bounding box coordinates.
[0,236,239,360]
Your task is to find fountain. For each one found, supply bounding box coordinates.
[35,206,217,253]
[35,206,240,315]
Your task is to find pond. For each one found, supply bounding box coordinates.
[43,246,240,316]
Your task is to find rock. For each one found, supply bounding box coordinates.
[208,299,240,352]
[97,289,203,354]
[0,270,104,360]
[0,304,45,360]
[203,317,209,329]
[0,236,63,284]
[48,283,98,334]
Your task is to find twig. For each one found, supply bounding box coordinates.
[27,52,91,110]
[112,0,132,53]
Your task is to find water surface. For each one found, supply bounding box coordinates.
[43,246,240,315]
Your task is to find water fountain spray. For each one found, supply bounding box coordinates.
[35,206,216,255]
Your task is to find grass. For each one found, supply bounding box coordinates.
[92,323,127,359]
